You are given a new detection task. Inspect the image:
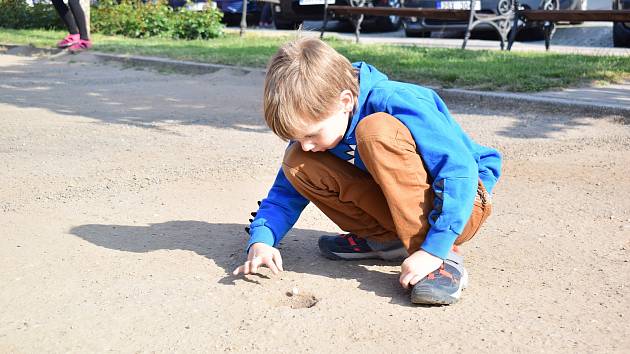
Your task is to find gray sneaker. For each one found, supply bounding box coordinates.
[410,250,468,305]
[317,233,408,261]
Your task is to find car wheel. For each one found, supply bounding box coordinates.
[613,22,630,47]
[272,12,302,30]
[274,20,302,30]
[376,0,402,32]
[404,27,431,38]
[519,0,559,41]
[271,5,302,30]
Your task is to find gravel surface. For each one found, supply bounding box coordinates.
[1,52,629,352]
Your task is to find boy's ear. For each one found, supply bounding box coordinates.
[340,90,354,113]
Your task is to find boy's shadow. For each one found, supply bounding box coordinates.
[69,220,411,306]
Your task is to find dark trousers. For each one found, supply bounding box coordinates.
[51,0,89,40]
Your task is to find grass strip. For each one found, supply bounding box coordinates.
[1,28,628,92]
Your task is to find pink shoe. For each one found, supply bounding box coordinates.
[68,39,92,54]
[57,34,80,49]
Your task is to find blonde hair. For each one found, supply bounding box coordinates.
[263,37,359,141]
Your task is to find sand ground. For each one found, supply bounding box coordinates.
[0,52,629,353]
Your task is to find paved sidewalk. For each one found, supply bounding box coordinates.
[532,81,630,108]
[228,26,630,57]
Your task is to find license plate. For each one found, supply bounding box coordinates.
[437,1,481,10]
[299,0,335,5]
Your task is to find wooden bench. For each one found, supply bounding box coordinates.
[321,2,630,50]
[514,9,630,49]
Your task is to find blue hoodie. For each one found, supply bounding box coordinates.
[247,62,502,259]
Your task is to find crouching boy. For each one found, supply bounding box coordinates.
[233,38,502,305]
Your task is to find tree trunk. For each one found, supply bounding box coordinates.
[79,0,90,38]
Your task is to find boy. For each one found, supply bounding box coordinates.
[233,38,501,305]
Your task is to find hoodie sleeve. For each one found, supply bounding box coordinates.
[247,168,309,252]
[383,90,478,259]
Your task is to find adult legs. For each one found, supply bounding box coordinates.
[51,0,79,35]
[67,0,89,40]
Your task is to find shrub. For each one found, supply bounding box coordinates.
[171,3,223,40]
[0,0,63,29]
[92,0,223,40]
[0,0,224,40]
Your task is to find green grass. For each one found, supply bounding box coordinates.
[1,28,629,92]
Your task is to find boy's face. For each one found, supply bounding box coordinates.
[295,90,354,152]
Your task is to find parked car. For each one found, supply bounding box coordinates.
[214,0,264,26]
[403,0,587,39]
[168,0,209,9]
[613,0,630,47]
[272,0,403,31]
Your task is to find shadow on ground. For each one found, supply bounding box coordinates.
[0,49,268,134]
[68,220,411,306]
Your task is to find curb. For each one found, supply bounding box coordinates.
[2,44,628,118]
[435,88,630,119]
[93,52,264,76]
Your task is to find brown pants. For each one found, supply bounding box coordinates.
[282,113,492,255]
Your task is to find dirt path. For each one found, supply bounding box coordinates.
[1,53,629,353]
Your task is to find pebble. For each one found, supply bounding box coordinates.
[291,287,299,296]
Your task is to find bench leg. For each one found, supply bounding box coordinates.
[507,15,519,50]
[320,0,330,39]
[353,14,364,43]
[543,21,555,51]
[462,0,477,49]
[239,0,248,37]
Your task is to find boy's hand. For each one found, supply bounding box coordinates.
[232,242,284,276]
[399,249,443,289]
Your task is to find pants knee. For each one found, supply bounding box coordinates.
[355,112,416,154]
[282,142,314,183]
[282,142,306,170]
[355,112,410,142]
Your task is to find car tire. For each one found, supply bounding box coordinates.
[519,0,559,41]
[274,20,302,30]
[404,28,431,38]
[375,0,402,32]
[222,13,261,27]
[273,14,302,30]
[271,6,302,30]
[613,22,630,47]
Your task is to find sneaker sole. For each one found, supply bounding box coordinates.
[58,42,78,49]
[318,239,408,261]
[410,267,468,305]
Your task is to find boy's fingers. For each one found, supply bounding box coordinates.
[265,259,279,274]
[408,274,423,287]
[242,261,251,275]
[250,257,262,274]
[272,252,283,272]
[232,266,242,276]
[399,272,415,289]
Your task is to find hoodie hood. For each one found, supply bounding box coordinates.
[344,62,389,141]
